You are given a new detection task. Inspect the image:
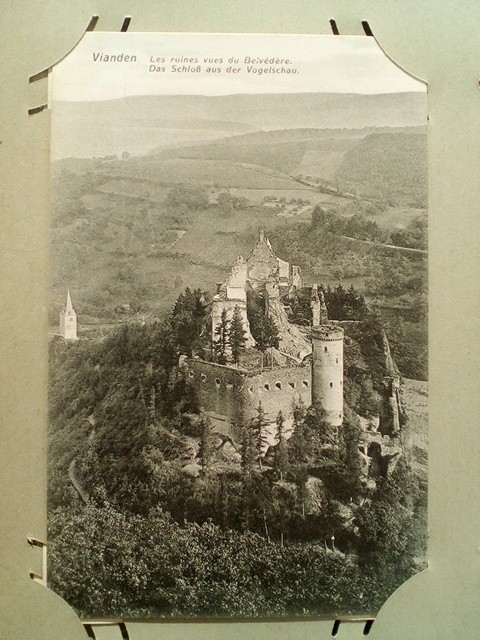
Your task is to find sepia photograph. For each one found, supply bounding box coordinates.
[47,32,428,620]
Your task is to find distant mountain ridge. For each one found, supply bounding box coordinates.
[148,124,425,154]
[52,92,426,160]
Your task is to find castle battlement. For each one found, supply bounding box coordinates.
[311,325,344,342]
[186,357,312,437]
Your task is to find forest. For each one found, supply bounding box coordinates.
[48,286,427,619]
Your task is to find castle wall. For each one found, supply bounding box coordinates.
[244,364,312,428]
[311,285,321,327]
[247,240,279,290]
[277,257,290,285]
[311,325,344,426]
[187,360,312,439]
[225,256,248,302]
[291,265,303,290]
[266,295,311,360]
[187,360,246,427]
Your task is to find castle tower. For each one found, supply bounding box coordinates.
[319,289,328,324]
[59,289,77,340]
[311,324,344,426]
[311,285,328,327]
[290,265,303,291]
[311,284,321,327]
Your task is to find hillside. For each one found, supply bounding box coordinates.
[98,156,310,190]
[52,92,426,160]
[50,124,427,362]
[149,125,422,174]
[335,131,428,207]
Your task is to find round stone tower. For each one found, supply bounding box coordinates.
[311,324,344,426]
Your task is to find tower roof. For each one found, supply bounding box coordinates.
[65,289,74,313]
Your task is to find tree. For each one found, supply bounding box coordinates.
[249,310,279,368]
[217,192,249,211]
[169,288,207,356]
[239,419,257,531]
[311,204,329,228]
[274,411,289,480]
[213,308,229,364]
[228,305,247,366]
[355,460,426,610]
[271,481,296,546]
[165,185,209,211]
[287,399,310,465]
[241,421,257,479]
[251,402,269,470]
[198,414,216,475]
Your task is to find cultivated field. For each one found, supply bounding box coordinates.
[106,157,308,190]
[293,138,358,180]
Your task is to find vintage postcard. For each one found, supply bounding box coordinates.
[47,32,428,619]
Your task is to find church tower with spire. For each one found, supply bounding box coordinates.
[59,290,77,340]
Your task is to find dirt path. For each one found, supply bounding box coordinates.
[341,235,428,255]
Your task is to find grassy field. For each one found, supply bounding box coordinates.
[366,206,426,231]
[293,138,359,180]
[96,179,172,203]
[105,157,307,190]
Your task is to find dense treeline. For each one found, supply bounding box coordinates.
[48,482,421,619]
[287,283,369,326]
[49,503,366,618]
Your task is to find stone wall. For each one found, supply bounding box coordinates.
[186,359,312,439]
[186,360,246,427]
[266,294,311,360]
[243,363,312,427]
[247,239,278,291]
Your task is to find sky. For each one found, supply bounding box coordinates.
[51,32,425,102]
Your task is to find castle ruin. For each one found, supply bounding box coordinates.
[187,231,344,435]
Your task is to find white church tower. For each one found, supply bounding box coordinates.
[59,289,77,340]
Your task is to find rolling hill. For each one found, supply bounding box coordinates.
[150,125,426,183]
[335,131,428,206]
[97,156,311,190]
[52,91,426,160]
